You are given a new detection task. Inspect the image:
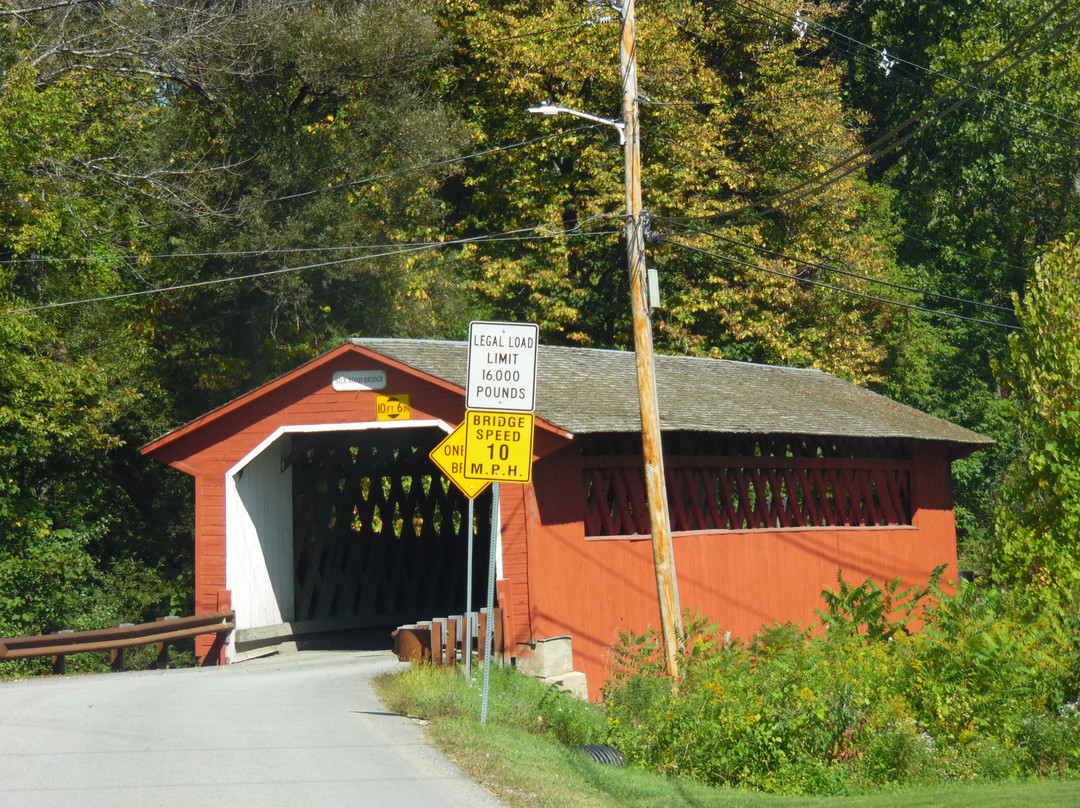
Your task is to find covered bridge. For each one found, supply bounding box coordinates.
[143,338,988,699]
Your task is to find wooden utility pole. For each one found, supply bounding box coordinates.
[619,0,683,681]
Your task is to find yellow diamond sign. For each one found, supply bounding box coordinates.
[429,423,490,499]
[463,410,534,483]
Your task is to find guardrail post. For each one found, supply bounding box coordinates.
[431,618,445,668]
[446,616,460,669]
[202,590,232,667]
[156,616,180,669]
[111,624,135,671]
[51,630,74,675]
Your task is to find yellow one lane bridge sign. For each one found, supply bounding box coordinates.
[429,424,491,500]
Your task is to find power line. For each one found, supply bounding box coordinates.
[104,125,599,237]
[644,90,1073,272]
[726,0,1080,133]
[659,237,1019,331]
[644,49,1077,152]
[899,231,1028,274]
[659,224,1016,316]
[4,215,623,265]
[823,40,1080,149]
[7,224,622,314]
[641,91,843,109]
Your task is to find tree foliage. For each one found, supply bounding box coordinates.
[2,0,469,647]
[993,235,1080,592]
[3,0,1079,658]
[436,0,932,388]
[844,0,1080,318]
[841,0,1080,552]
[137,0,473,399]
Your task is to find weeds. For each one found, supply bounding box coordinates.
[376,661,607,748]
[377,575,1080,798]
[604,577,1080,795]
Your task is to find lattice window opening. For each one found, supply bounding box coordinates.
[289,429,488,623]
[311,471,472,548]
[329,473,457,540]
[584,466,650,537]
[582,432,913,537]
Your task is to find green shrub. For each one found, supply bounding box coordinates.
[961,737,1020,780]
[603,578,1080,796]
[1018,713,1072,776]
[817,564,945,642]
[0,538,191,677]
[896,585,1080,749]
[860,720,939,787]
[606,621,867,794]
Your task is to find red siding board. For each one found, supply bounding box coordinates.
[154,356,467,477]
[145,347,484,651]
[498,484,533,648]
[529,440,959,701]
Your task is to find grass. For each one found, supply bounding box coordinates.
[373,662,1080,808]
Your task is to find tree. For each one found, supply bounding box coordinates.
[0,29,178,638]
[435,0,935,390]
[839,0,1080,553]
[2,1,471,644]
[3,1,471,402]
[993,235,1080,593]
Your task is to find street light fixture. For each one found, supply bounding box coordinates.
[527,104,626,145]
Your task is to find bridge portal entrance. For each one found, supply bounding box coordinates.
[227,424,490,658]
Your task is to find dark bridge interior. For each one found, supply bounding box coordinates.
[285,426,492,650]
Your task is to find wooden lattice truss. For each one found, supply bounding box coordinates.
[582,433,913,537]
[290,428,490,624]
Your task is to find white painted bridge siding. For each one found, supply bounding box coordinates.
[225,434,295,651]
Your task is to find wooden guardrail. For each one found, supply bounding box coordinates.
[392,608,503,668]
[0,611,236,673]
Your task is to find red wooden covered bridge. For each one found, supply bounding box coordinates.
[143,338,988,699]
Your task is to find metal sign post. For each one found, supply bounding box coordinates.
[480,482,500,724]
[429,423,492,684]
[465,497,474,682]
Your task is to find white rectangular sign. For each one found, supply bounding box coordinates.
[332,370,387,391]
[466,321,539,412]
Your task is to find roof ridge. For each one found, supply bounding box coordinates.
[354,338,827,375]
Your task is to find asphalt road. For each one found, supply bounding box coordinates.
[0,650,506,807]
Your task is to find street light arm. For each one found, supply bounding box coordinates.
[527,104,627,145]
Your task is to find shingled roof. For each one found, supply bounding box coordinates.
[352,338,989,452]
